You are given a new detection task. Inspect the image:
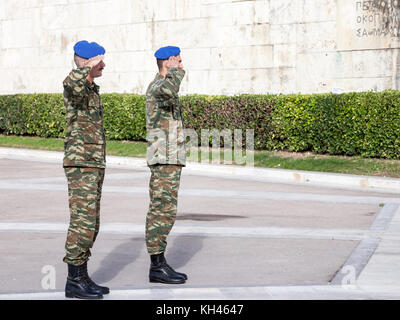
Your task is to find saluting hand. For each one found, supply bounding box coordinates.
[166,56,183,69]
[85,55,105,69]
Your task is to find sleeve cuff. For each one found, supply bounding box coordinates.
[168,67,185,76]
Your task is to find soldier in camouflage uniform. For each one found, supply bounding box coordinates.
[62,40,109,299]
[145,46,188,284]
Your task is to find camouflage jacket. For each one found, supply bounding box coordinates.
[146,67,186,166]
[62,66,106,168]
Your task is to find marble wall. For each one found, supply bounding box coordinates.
[0,0,399,95]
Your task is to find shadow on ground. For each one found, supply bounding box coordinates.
[91,235,206,283]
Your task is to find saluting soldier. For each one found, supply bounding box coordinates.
[145,46,188,284]
[62,40,109,299]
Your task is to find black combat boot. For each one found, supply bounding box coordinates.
[65,263,103,299]
[81,262,110,295]
[149,252,187,284]
[152,252,188,280]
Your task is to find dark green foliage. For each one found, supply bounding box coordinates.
[1,90,400,158]
[101,93,146,141]
[0,93,147,141]
[0,94,65,138]
[180,94,275,150]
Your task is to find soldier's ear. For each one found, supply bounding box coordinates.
[163,59,169,69]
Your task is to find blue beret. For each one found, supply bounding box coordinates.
[154,46,181,60]
[73,40,106,59]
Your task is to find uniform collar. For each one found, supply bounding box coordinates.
[87,81,100,93]
[155,73,165,81]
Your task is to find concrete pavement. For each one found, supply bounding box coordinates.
[1,146,400,194]
[1,147,400,299]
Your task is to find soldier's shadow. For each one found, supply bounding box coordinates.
[90,235,205,283]
[165,235,205,270]
[91,236,143,283]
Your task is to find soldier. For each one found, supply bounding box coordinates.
[62,40,109,299]
[145,46,188,284]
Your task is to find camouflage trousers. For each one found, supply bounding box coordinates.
[63,167,105,266]
[146,164,183,255]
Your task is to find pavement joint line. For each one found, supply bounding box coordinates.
[369,204,400,231]
[354,206,400,293]
[0,222,387,241]
[330,238,381,285]
[0,285,382,300]
[331,204,399,285]
[0,181,399,204]
[1,147,400,194]
[0,172,149,185]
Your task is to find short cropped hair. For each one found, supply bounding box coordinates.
[74,53,87,67]
[156,58,164,71]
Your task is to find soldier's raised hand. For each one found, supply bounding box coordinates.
[85,55,105,69]
[166,56,183,69]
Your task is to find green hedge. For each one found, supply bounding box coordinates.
[0,93,146,141]
[1,91,400,159]
[102,94,146,141]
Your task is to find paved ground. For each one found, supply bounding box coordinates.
[1,149,400,299]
